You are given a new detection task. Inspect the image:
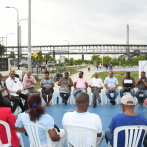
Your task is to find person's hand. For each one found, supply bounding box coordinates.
[124,87,129,91]
[3,86,7,90]
[27,79,31,82]
[9,95,11,100]
[45,87,50,91]
[138,79,142,82]
[84,88,87,91]
[17,90,21,95]
[74,88,77,91]
[56,134,60,141]
[142,79,146,83]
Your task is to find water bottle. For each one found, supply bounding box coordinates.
[57,97,59,104]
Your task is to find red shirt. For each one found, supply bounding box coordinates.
[0,107,19,147]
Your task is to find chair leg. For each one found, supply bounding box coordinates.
[69,96,72,105]
[90,93,93,105]
[52,96,54,105]
[105,96,108,104]
[17,133,24,147]
[73,98,75,105]
[100,93,103,105]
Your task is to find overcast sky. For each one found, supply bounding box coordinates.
[0,0,147,59]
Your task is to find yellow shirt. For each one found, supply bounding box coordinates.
[88,65,90,68]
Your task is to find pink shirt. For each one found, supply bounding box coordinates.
[23,75,36,89]
[75,77,88,89]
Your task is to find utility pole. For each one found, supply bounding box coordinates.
[28,0,32,71]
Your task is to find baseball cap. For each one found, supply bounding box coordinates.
[121,95,135,105]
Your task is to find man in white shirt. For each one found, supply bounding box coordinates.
[6,71,28,112]
[89,72,103,108]
[62,92,104,147]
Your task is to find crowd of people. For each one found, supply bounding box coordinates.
[0,69,147,147]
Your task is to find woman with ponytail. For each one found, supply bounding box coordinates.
[15,94,66,147]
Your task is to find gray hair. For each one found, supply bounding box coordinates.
[75,92,89,104]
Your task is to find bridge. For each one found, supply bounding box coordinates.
[6,44,147,60]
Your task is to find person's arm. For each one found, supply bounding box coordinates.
[113,84,119,90]
[74,82,77,90]
[135,79,142,87]
[40,83,46,89]
[67,79,73,87]
[23,76,31,88]
[104,84,110,90]
[85,82,88,90]
[0,87,6,93]
[142,79,147,87]
[6,87,11,100]
[58,78,63,86]
[89,79,92,88]
[48,128,60,141]
[97,80,103,89]
[30,76,37,85]
[15,127,27,133]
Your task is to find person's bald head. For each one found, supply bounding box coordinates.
[27,71,31,78]
[94,72,99,78]
[75,92,89,112]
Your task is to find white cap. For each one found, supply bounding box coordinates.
[121,95,135,105]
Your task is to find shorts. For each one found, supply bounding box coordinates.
[88,68,90,70]
[41,88,54,94]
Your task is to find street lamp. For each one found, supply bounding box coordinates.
[6,33,13,56]
[63,40,69,61]
[6,6,20,69]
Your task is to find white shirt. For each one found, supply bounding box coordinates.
[62,111,102,147]
[56,60,59,64]
[89,77,103,87]
[6,77,23,96]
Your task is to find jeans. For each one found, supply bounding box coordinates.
[105,131,111,144]
[3,95,20,113]
[120,87,135,98]
[135,90,147,104]
[73,88,86,98]
[105,89,119,101]
[60,92,70,102]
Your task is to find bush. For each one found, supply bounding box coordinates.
[24,65,28,68]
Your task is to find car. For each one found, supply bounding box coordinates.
[17,62,27,67]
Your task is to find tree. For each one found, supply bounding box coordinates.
[100,56,111,65]
[91,55,100,64]
[69,58,74,65]
[45,53,52,60]
[0,44,6,56]
[65,57,69,63]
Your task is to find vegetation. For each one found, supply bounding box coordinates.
[91,71,139,86]
[0,44,6,56]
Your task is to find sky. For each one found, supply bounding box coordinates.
[0,0,147,59]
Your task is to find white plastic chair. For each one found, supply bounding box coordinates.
[105,93,119,104]
[107,125,147,147]
[89,93,103,105]
[22,121,60,147]
[41,93,54,105]
[0,120,24,147]
[64,125,97,147]
[59,95,72,104]
[15,70,22,81]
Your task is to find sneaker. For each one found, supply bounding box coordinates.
[111,101,116,105]
[93,104,96,108]
[98,100,101,103]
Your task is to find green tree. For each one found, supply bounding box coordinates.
[65,57,69,63]
[69,58,74,65]
[100,56,111,65]
[0,44,6,56]
[132,55,145,65]
[91,55,100,64]
[45,53,52,60]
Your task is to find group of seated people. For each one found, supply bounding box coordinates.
[0,69,147,114]
[0,92,147,147]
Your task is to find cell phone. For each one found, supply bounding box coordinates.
[4,83,6,87]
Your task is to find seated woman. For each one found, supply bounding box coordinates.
[15,94,66,147]
[58,72,73,104]
[0,93,20,147]
[40,71,54,107]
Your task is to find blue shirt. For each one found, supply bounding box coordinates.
[109,113,147,147]
[40,79,54,88]
[104,77,118,88]
[15,113,54,145]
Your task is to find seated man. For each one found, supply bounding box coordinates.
[120,72,135,98]
[62,92,104,147]
[135,71,147,106]
[89,72,103,108]
[73,71,88,98]
[23,71,40,96]
[0,73,20,113]
[6,71,28,112]
[104,71,119,105]
[105,95,147,147]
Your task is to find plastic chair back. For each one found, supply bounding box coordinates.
[22,121,53,147]
[113,125,147,147]
[0,120,11,146]
[64,125,97,147]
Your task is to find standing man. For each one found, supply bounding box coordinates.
[56,60,59,66]
[6,71,28,112]
[0,73,20,113]
[73,71,88,98]
[62,92,104,147]
[105,95,147,147]
[120,72,135,98]
[135,71,147,106]
[23,71,40,96]
[89,72,103,108]
[104,71,119,105]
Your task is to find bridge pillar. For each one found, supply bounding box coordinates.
[126,24,130,59]
[53,47,55,58]
[82,53,84,60]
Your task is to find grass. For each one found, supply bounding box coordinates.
[91,71,139,86]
